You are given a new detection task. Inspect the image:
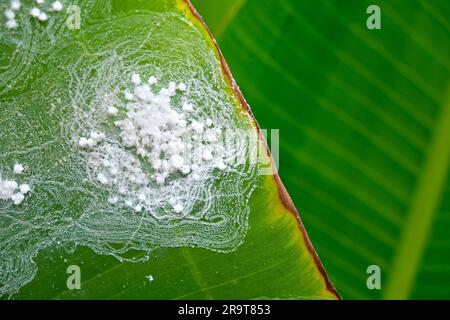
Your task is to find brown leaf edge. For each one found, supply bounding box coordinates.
[182,0,341,300]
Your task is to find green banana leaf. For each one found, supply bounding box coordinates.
[0,0,338,299]
[191,0,450,299]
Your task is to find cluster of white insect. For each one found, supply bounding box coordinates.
[4,0,20,29]
[78,131,106,149]
[114,73,226,185]
[0,164,31,205]
[3,0,63,29]
[77,74,228,213]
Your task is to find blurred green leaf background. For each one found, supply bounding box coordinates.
[191,0,450,299]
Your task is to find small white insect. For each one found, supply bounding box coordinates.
[11,192,25,205]
[191,121,204,133]
[11,1,21,11]
[13,164,24,174]
[0,180,18,200]
[37,12,48,21]
[19,184,30,194]
[6,19,18,29]
[124,91,134,101]
[107,106,118,116]
[78,137,88,148]
[97,173,109,185]
[182,102,194,112]
[4,9,15,20]
[51,1,63,12]
[170,154,184,169]
[202,149,213,161]
[173,203,183,213]
[131,73,141,85]
[108,196,119,205]
[30,7,41,18]
[147,76,157,85]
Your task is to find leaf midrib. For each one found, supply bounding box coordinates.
[384,84,450,299]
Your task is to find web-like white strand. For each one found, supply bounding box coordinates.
[0,4,260,297]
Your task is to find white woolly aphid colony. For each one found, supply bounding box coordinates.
[78,73,238,215]
[0,4,263,297]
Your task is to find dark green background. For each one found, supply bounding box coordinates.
[192,0,450,299]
